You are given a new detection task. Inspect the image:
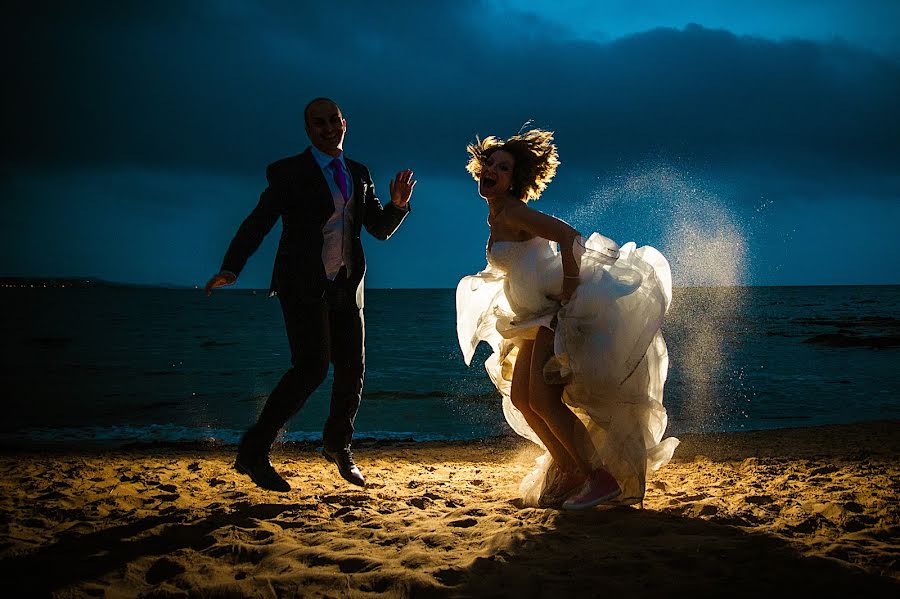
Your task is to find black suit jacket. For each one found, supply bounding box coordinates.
[220,148,409,308]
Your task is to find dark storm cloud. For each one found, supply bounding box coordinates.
[4,1,899,185]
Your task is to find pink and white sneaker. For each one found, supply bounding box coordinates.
[539,469,586,508]
[561,468,621,510]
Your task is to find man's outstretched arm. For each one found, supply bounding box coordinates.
[205,172,285,294]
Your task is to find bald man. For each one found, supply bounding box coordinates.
[206,97,415,491]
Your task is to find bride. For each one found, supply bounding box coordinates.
[456,129,679,509]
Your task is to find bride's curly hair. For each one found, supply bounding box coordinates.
[466,128,560,202]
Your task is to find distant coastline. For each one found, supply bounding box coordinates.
[0,277,194,290]
[1,277,898,290]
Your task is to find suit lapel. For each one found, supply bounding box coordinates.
[346,160,369,210]
[345,159,366,223]
[298,148,335,218]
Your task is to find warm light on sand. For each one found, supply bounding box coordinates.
[1,422,897,595]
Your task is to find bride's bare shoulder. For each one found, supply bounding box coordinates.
[497,200,535,223]
[503,201,552,227]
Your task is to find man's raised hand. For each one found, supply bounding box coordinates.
[389,169,416,209]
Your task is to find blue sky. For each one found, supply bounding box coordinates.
[2,0,898,287]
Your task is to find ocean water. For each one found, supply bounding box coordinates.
[2,286,898,447]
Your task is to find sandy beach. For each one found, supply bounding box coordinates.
[1,421,898,597]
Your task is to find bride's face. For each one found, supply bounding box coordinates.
[479,150,515,199]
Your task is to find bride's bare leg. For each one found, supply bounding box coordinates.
[511,340,578,472]
[529,327,593,475]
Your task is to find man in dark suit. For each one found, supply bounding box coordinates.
[205,97,414,491]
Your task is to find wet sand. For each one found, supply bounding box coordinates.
[1,421,898,597]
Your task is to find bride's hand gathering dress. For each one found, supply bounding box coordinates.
[456,233,679,506]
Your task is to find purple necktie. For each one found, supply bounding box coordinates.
[330,158,350,203]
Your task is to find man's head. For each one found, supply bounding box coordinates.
[304,97,346,157]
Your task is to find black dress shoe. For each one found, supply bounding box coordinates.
[234,452,291,492]
[322,447,366,486]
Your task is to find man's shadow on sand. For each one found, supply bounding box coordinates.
[1,501,305,596]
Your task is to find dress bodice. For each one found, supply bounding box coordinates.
[487,237,563,317]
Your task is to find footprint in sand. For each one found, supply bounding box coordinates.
[447,517,478,528]
[331,506,364,522]
[145,557,186,585]
[334,556,380,573]
[745,494,774,505]
[843,515,877,532]
[809,465,839,476]
[320,493,368,506]
[685,503,718,517]
[249,529,275,541]
[408,497,429,510]
[307,554,381,574]
[205,543,268,565]
[152,493,180,502]
[434,567,465,585]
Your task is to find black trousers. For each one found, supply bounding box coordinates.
[244,268,364,453]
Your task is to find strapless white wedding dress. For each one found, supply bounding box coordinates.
[457,233,679,506]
